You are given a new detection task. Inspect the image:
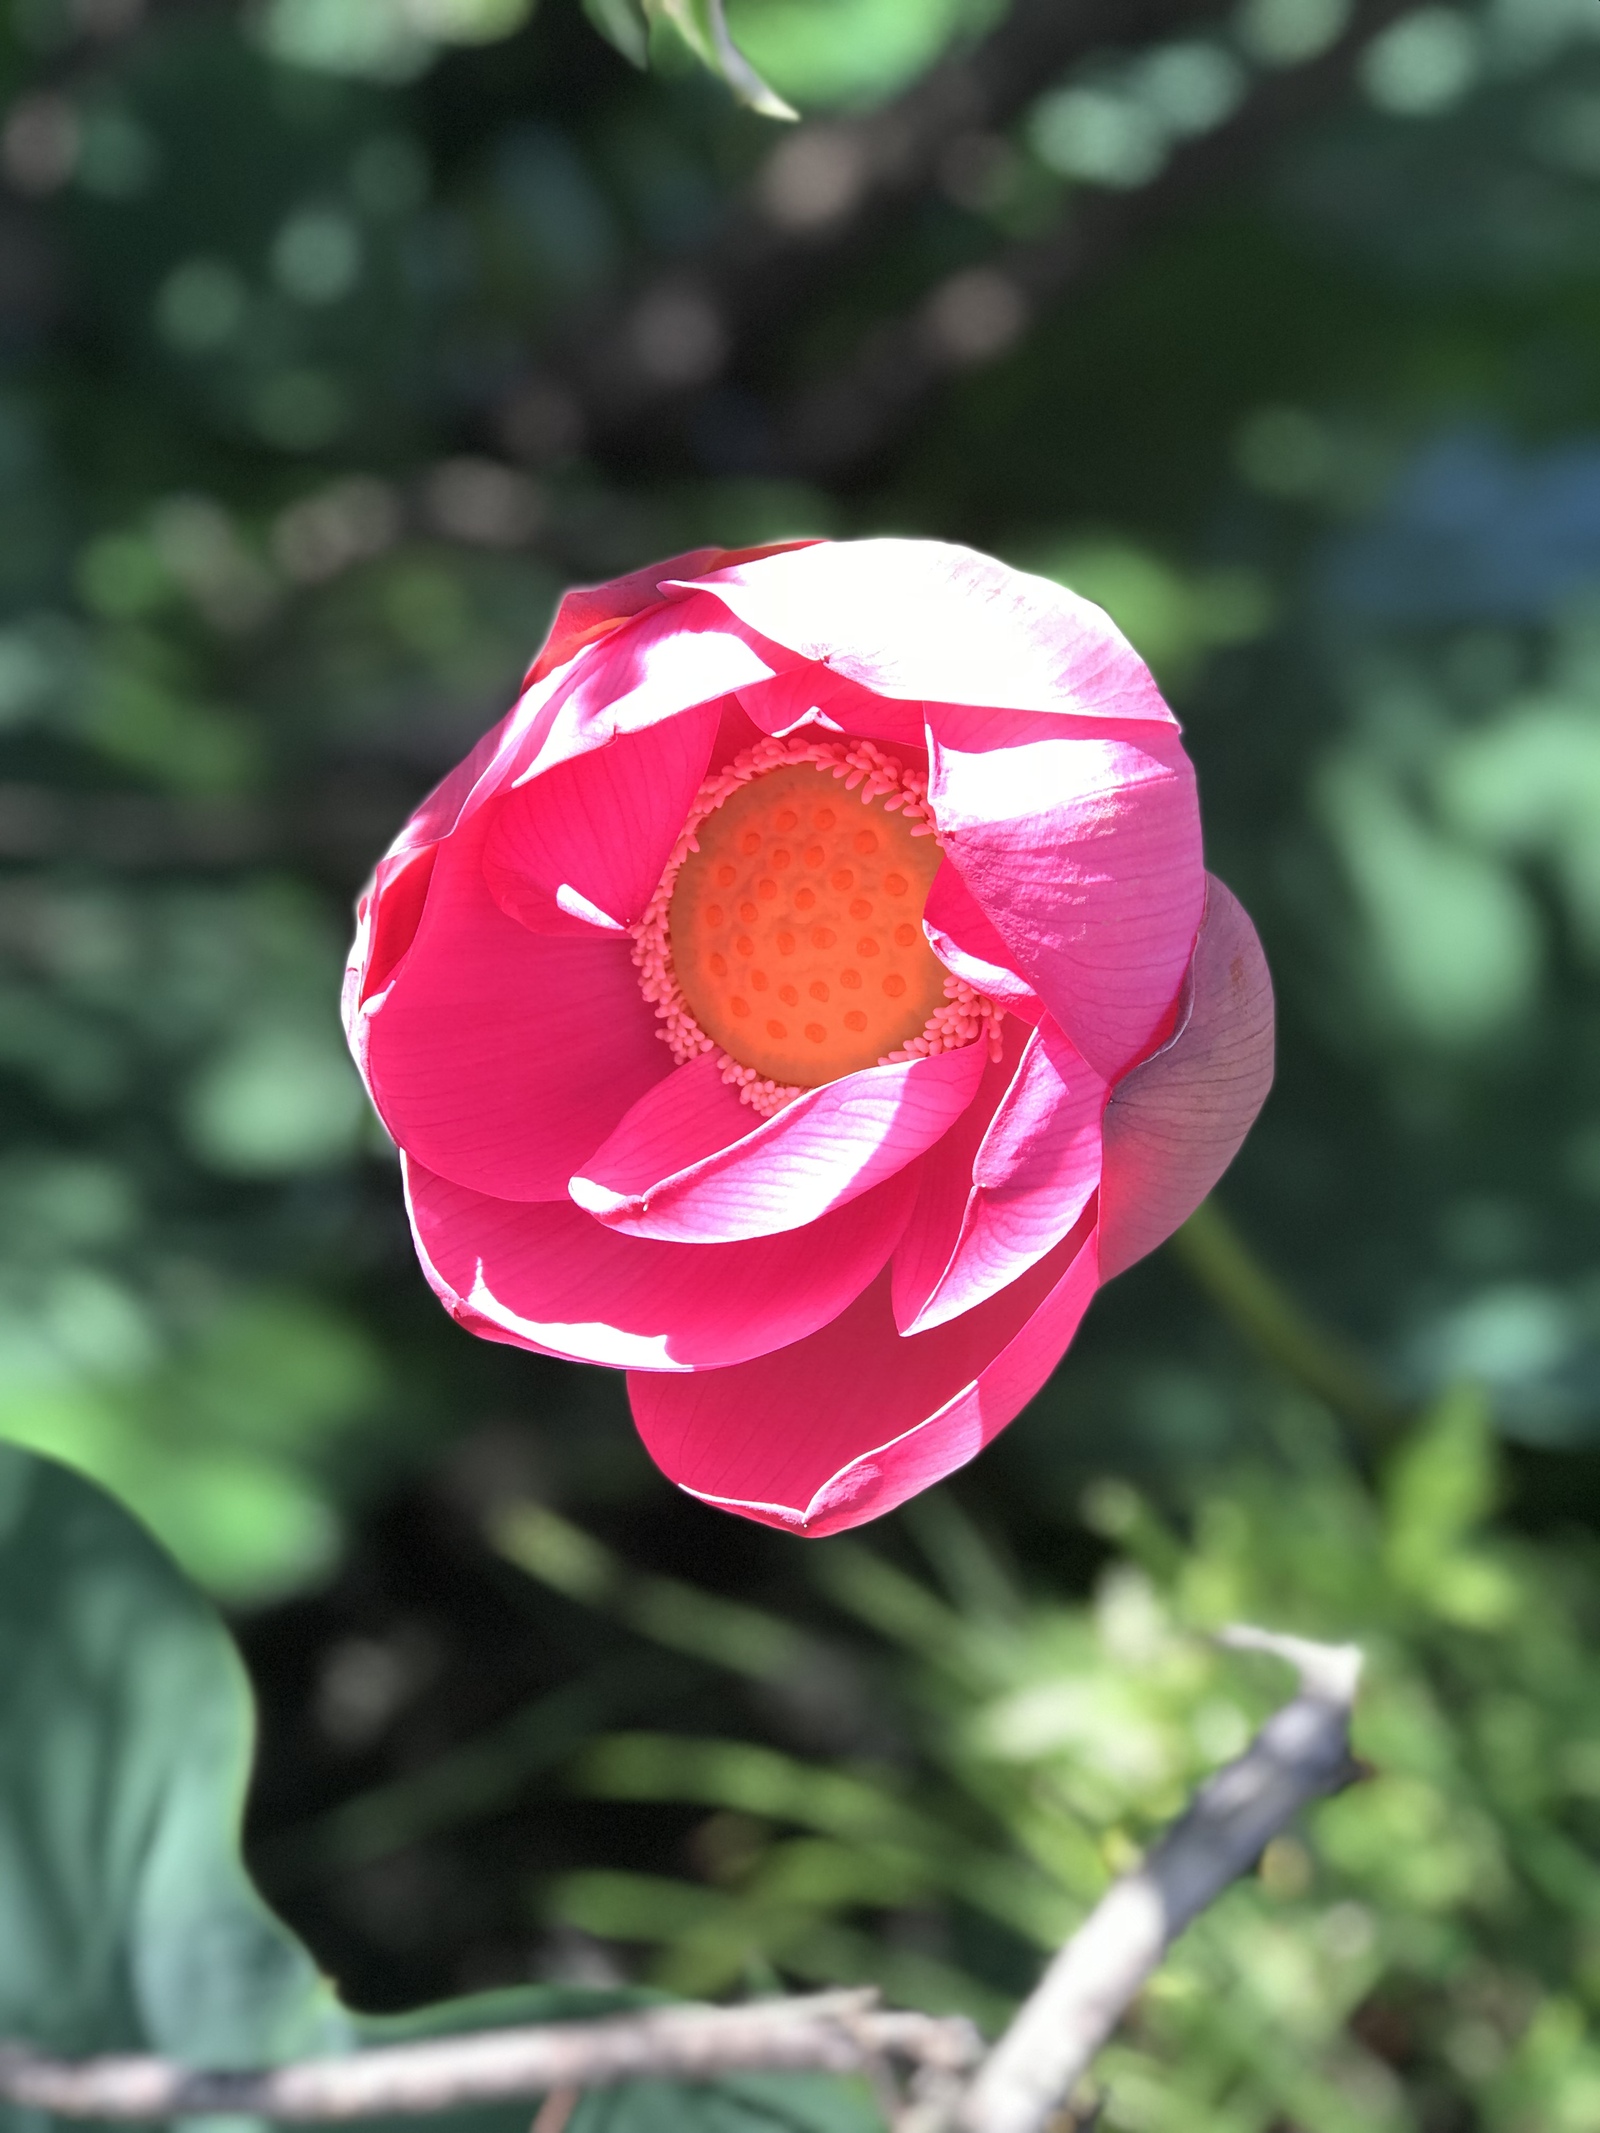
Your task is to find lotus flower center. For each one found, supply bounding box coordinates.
[668,762,947,1087]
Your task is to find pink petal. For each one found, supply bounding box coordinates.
[921,861,1041,1021]
[382,702,535,859]
[884,1031,1020,1320]
[482,700,720,936]
[378,534,1148,938]
[378,594,794,874]
[894,1018,1107,1334]
[572,1041,990,1244]
[628,1215,1100,1535]
[693,697,768,788]
[671,540,1173,722]
[571,1051,752,1190]
[928,712,1204,1082]
[353,632,734,1063]
[734,665,927,752]
[356,811,667,1200]
[504,593,793,797]
[344,842,439,1032]
[525,539,823,687]
[375,546,822,876]
[1098,873,1275,1279]
[404,1153,916,1371]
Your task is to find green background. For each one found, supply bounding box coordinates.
[6,0,1600,2124]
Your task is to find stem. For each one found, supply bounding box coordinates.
[1170,1200,1409,1443]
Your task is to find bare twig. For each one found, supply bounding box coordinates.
[529,2084,580,2133]
[960,1628,1365,2133]
[506,0,1420,481]
[0,1630,1361,2130]
[776,0,1421,480]
[0,1994,981,2121]
[501,0,1224,452]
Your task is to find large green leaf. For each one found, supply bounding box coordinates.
[0,1445,880,2133]
[0,1443,347,2083]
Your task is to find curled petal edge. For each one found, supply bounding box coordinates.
[573,1040,989,1245]
[1097,872,1275,1280]
[894,1018,1107,1335]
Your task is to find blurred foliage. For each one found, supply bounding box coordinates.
[4,0,1600,2121]
[500,1392,1600,2131]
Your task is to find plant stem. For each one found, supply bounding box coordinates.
[1170,1200,1409,1443]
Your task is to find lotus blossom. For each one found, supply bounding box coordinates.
[343,538,1273,1536]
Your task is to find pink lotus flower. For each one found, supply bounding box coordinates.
[343,539,1273,1536]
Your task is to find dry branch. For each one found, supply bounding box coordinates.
[0,1995,980,2122]
[506,0,1421,481]
[0,1627,1363,2130]
[775,0,1422,480]
[502,0,1225,451]
[961,1628,1365,2133]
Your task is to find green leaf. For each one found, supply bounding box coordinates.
[653,0,798,118]
[0,1440,349,2119]
[582,0,650,68]
[0,1445,880,2133]
[583,0,798,118]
